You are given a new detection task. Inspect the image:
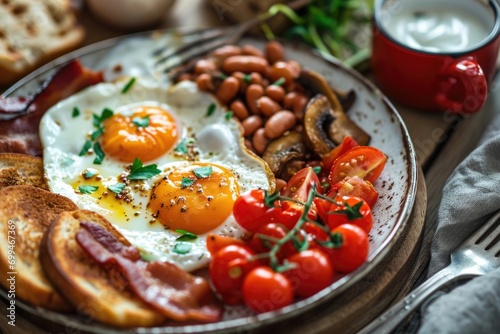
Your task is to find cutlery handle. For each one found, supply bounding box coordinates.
[358,267,457,334]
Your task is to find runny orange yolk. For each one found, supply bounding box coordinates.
[100,106,177,163]
[149,163,240,235]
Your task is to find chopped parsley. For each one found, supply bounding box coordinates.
[206,103,216,117]
[173,243,192,254]
[175,229,198,241]
[128,158,161,180]
[78,185,99,194]
[272,77,286,86]
[93,142,105,165]
[108,183,125,194]
[225,111,233,120]
[79,140,92,156]
[312,166,322,174]
[174,138,189,155]
[83,168,98,179]
[72,107,80,118]
[121,77,136,94]
[132,116,150,128]
[193,166,213,179]
[243,74,251,83]
[180,177,195,189]
[90,128,104,141]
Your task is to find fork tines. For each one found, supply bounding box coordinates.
[472,211,500,254]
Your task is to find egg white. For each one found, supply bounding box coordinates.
[39,78,272,272]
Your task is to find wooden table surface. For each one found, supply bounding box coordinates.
[1,0,498,333]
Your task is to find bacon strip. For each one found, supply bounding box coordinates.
[76,222,222,323]
[0,60,103,156]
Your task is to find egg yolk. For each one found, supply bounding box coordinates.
[100,106,177,162]
[150,163,240,235]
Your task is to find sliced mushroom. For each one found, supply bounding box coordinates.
[303,94,337,155]
[262,131,308,180]
[299,69,370,146]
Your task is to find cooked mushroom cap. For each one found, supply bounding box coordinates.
[299,69,370,147]
[262,131,308,180]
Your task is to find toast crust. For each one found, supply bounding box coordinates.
[40,210,165,327]
[0,0,85,86]
[0,185,77,311]
[0,153,48,190]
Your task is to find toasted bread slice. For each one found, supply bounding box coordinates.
[40,210,165,327]
[0,0,85,86]
[0,153,48,190]
[0,185,77,311]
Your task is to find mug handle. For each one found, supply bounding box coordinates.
[435,57,487,114]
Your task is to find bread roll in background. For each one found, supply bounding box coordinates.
[0,0,85,86]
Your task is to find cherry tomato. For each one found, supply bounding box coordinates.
[209,245,257,304]
[326,195,373,233]
[329,176,379,208]
[242,266,294,313]
[206,233,246,256]
[233,189,278,232]
[322,136,359,171]
[284,249,334,298]
[302,222,330,247]
[329,146,387,185]
[280,167,320,229]
[249,223,296,260]
[327,224,369,273]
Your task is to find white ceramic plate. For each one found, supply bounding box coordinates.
[1,29,418,333]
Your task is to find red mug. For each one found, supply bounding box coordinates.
[372,0,500,114]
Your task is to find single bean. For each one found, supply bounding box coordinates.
[223,56,269,74]
[249,72,264,86]
[196,73,214,92]
[216,76,240,104]
[265,41,285,64]
[244,138,255,152]
[252,128,270,154]
[211,45,242,59]
[264,110,296,139]
[267,61,299,85]
[230,100,249,120]
[265,85,285,102]
[194,59,217,74]
[246,84,265,114]
[241,44,265,57]
[231,71,248,93]
[178,73,193,82]
[256,96,281,117]
[242,115,263,136]
[284,92,299,109]
[293,94,309,119]
[275,178,287,192]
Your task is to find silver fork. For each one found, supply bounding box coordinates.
[153,0,311,77]
[359,209,500,334]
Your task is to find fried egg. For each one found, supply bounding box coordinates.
[39,79,273,271]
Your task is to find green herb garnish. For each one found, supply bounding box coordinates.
[93,142,105,164]
[91,128,104,141]
[83,168,98,179]
[180,177,195,189]
[121,77,136,94]
[174,138,188,154]
[79,140,92,156]
[312,166,322,174]
[206,103,216,117]
[128,158,161,180]
[173,243,192,254]
[193,166,213,179]
[225,111,233,120]
[72,107,80,118]
[272,77,286,86]
[108,183,125,194]
[175,229,198,241]
[78,185,99,194]
[243,74,251,83]
[132,116,150,128]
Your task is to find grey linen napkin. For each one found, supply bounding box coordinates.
[416,113,500,334]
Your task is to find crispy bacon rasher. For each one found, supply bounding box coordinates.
[76,222,223,323]
[0,60,103,156]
